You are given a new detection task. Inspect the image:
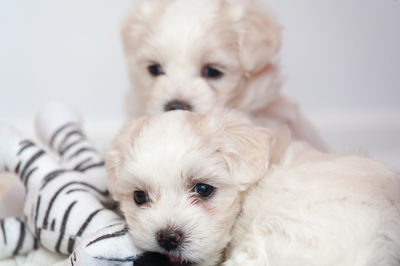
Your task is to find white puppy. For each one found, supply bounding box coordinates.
[106,110,400,266]
[121,0,326,150]
[225,139,400,265]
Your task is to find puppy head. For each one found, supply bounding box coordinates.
[122,0,281,117]
[106,110,271,265]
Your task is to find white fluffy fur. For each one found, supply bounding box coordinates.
[121,0,326,150]
[225,142,400,266]
[107,110,400,266]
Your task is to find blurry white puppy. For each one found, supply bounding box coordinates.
[106,110,400,266]
[121,0,326,150]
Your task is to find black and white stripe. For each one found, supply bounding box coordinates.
[1,137,120,257]
[67,222,145,266]
[0,218,36,258]
[49,123,106,177]
[0,109,167,265]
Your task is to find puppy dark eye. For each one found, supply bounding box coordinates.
[193,183,214,198]
[148,64,164,77]
[134,191,150,205]
[202,65,224,79]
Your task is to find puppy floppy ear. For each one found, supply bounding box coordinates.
[105,116,148,201]
[230,0,281,75]
[202,109,272,191]
[121,0,159,57]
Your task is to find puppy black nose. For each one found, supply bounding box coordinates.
[157,230,183,251]
[164,100,192,112]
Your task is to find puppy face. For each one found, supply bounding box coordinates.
[122,0,281,116]
[106,110,271,265]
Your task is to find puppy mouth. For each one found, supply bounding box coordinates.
[168,254,192,265]
[164,100,193,112]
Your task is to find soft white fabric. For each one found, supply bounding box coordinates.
[0,248,65,266]
[0,102,149,266]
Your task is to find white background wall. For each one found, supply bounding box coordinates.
[0,0,399,170]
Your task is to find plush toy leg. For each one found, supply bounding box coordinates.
[62,222,172,266]
[35,102,108,196]
[0,124,62,190]
[0,217,36,259]
[64,222,139,266]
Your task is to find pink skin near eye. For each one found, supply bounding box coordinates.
[191,195,214,212]
[201,204,214,212]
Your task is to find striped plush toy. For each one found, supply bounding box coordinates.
[0,102,171,266]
